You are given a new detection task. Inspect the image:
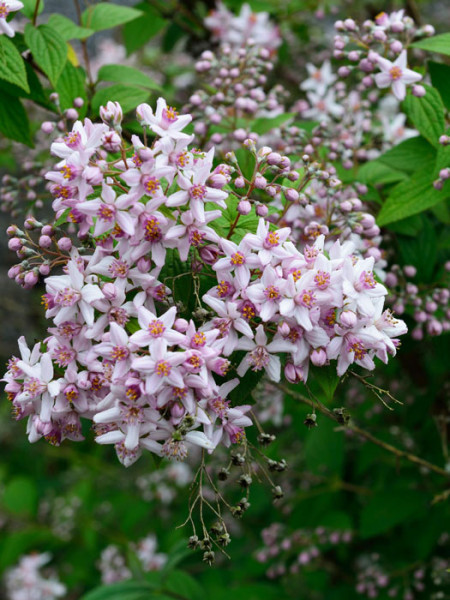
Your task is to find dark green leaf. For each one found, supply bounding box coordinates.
[164,570,203,600]
[2,476,38,516]
[47,14,94,41]
[20,0,44,19]
[0,36,29,92]
[24,24,67,86]
[250,113,295,135]
[375,136,436,174]
[123,2,168,55]
[304,418,345,475]
[385,214,424,236]
[307,365,340,403]
[402,84,445,148]
[55,62,87,117]
[411,33,450,56]
[398,217,438,282]
[92,84,150,115]
[82,3,143,32]
[428,61,450,111]
[80,580,160,600]
[0,89,33,146]
[97,64,162,91]
[357,161,407,185]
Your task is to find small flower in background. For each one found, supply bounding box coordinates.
[4,553,66,600]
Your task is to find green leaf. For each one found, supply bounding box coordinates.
[359,489,427,538]
[375,136,436,174]
[123,2,168,55]
[80,580,159,600]
[0,37,30,92]
[397,217,438,282]
[385,213,423,236]
[411,33,450,56]
[402,84,445,148]
[428,61,450,111]
[0,89,33,146]
[92,84,150,115]
[97,64,162,91]
[250,113,295,135]
[47,14,94,41]
[20,0,44,19]
[377,165,448,226]
[357,161,407,185]
[24,24,68,86]
[307,365,340,403]
[82,3,143,32]
[304,418,345,476]
[164,570,204,600]
[2,477,38,516]
[55,62,87,117]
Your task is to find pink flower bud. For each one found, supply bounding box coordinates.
[208,173,227,188]
[412,85,426,98]
[284,363,303,384]
[267,152,282,165]
[41,121,55,134]
[254,176,267,189]
[100,101,123,128]
[73,97,84,108]
[237,199,251,215]
[137,257,151,272]
[84,166,103,186]
[39,235,52,248]
[285,188,299,202]
[403,265,416,278]
[39,263,50,276]
[310,348,327,366]
[8,238,22,252]
[199,245,220,264]
[57,237,72,251]
[255,204,268,217]
[24,270,39,287]
[234,176,245,188]
[65,108,78,120]
[390,40,403,53]
[340,310,357,328]
[174,318,189,332]
[102,282,117,300]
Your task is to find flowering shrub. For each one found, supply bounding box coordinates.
[0,1,449,599]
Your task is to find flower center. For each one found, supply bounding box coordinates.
[264,285,280,301]
[143,176,160,196]
[264,231,280,248]
[148,320,165,338]
[231,251,245,265]
[0,3,10,18]
[389,66,402,80]
[348,340,366,360]
[97,203,115,221]
[111,345,129,362]
[55,287,81,307]
[156,360,171,377]
[314,271,330,289]
[192,332,206,347]
[189,184,207,200]
[144,216,162,242]
[163,107,179,123]
[109,259,129,278]
[249,346,270,371]
[64,131,81,148]
[217,280,232,297]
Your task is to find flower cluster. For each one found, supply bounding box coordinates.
[4,553,66,600]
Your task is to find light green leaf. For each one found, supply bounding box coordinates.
[3,477,38,516]
[357,161,408,185]
[402,84,445,148]
[47,14,94,41]
[375,136,436,174]
[123,2,168,55]
[91,84,150,115]
[20,0,44,19]
[411,33,450,56]
[250,113,295,134]
[97,64,162,91]
[0,89,33,146]
[0,37,30,92]
[24,23,68,86]
[377,165,448,226]
[81,580,160,600]
[82,3,143,32]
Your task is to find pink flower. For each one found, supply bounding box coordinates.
[0,1,24,37]
[374,51,422,101]
[236,325,293,382]
[137,98,192,140]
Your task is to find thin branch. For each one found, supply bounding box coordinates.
[32,0,41,26]
[277,384,450,479]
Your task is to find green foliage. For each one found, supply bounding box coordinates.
[428,61,450,111]
[0,37,30,93]
[123,2,168,55]
[374,136,436,174]
[402,84,445,148]
[91,84,150,116]
[250,113,295,134]
[0,89,33,146]
[411,32,450,56]
[81,3,143,32]
[55,62,88,116]
[47,14,94,41]
[24,24,67,87]
[20,0,44,19]
[97,64,162,91]
[304,418,345,476]
[2,476,38,517]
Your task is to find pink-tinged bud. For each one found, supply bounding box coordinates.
[84,166,103,186]
[24,270,39,287]
[425,300,437,313]
[174,318,189,332]
[257,146,272,158]
[360,213,375,228]
[265,186,276,197]
[199,245,220,264]
[366,247,382,262]
[102,131,122,153]
[340,310,357,328]
[340,200,352,212]
[57,237,72,251]
[190,93,202,106]
[65,108,78,120]
[39,263,50,276]
[412,85,426,98]
[41,121,55,134]
[100,101,123,129]
[439,168,450,180]
[267,152,282,165]
[359,58,374,73]
[278,322,290,336]
[393,303,405,315]
[440,136,450,146]
[41,225,53,236]
[102,282,117,300]
[348,51,360,62]
[211,133,222,144]
[411,327,423,340]
[285,188,299,202]
[284,362,303,383]
[414,311,427,323]
[24,216,41,230]
[255,203,268,217]
[427,319,443,336]
[7,225,20,237]
[373,29,387,42]
[208,173,227,189]
[73,97,84,108]
[288,170,299,182]
[233,128,247,142]
[50,92,59,104]
[391,21,404,33]
[171,402,185,421]
[310,348,327,366]
[362,75,373,88]
[254,175,267,189]
[279,156,291,169]
[201,50,214,61]
[390,40,403,53]
[210,113,221,124]
[403,265,416,278]
[194,122,207,136]
[234,176,245,188]
[364,225,380,237]
[434,179,444,190]
[344,18,356,31]
[39,235,52,248]
[422,24,435,36]
[237,199,251,215]
[8,237,22,252]
[338,66,350,77]
[406,283,418,295]
[8,265,21,279]
[137,257,151,272]
[334,20,345,30]
[57,120,65,132]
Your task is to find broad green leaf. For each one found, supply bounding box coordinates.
[2,476,38,516]
[24,24,67,86]
[55,62,87,117]
[0,37,29,92]
[402,84,445,148]
[375,135,435,174]
[123,2,168,55]
[164,570,203,600]
[20,0,44,19]
[428,61,450,111]
[377,165,448,226]
[91,84,150,115]
[357,161,407,185]
[80,580,160,600]
[307,365,340,403]
[411,33,450,56]
[82,3,143,32]
[97,64,162,91]
[359,489,427,538]
[304,418,345,476]
[398,216,438,282]
[0,60,48,105]
[250,113,295,134]
[385,214,423,236]
[47,14,94,41]
[0,89,33,146]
